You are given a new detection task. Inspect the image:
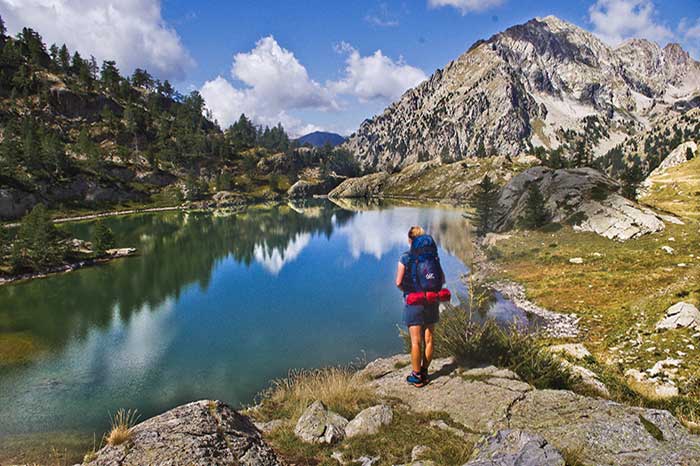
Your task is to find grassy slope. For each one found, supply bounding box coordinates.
[486,189,700,395]
[640,156,700,220]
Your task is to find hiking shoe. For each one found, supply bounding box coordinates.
[420,367,430,384]
[406,371,426,387]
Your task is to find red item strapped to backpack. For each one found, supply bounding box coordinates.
[406,288,451,305]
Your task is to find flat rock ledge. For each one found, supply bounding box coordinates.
[488,280,579,339]
[465,429,564,466]
[83,400,281,466]
[359,355,700,466]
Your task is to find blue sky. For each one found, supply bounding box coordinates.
[1,0,699,136]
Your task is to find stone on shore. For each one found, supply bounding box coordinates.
[294,400,348,444]
[82,400,281,466]
[345,404,393,438]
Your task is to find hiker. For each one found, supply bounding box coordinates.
[395,226,446,387]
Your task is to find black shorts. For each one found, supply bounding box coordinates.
[403,302,440,327]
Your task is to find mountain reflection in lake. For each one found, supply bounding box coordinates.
[0,200,483,458]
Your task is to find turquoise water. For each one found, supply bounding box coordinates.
[0,201,483,458]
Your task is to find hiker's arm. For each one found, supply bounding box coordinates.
[395,262,405,290]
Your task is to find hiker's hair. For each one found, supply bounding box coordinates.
[408,226,425,240]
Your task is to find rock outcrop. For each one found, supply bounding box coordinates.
[358,355,700,465]
[345,404,393,438]
[294,400,349,444]
[491,166,674,240]
[465,429,565,466]
[344,16,700,172]
[656,302,700,331]
[82,400,281,466]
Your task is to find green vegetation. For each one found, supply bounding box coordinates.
[0,15,356,220]
[91,221,115,255]
[265,408,474,466]
[521,183,547,229]
[409,304,577,390]
[471,175,499,236]
[9,204,67,272]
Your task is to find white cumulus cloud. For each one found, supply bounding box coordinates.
[329,43,427,102]
[588,0,673,46]
[427,0,504,15]
[200,36,335,136]
[201,36,426,136]
[0,0,194,80]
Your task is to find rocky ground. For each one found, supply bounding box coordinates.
[82,355,700,466]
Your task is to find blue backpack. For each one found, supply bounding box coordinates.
[408,235,444,293]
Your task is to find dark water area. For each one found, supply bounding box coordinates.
[0,200,531,461]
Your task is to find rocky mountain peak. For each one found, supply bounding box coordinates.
[343,15,700,173]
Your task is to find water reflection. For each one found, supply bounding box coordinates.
[0,200,481,461]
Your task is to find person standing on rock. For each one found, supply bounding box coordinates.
[395,226,445,387]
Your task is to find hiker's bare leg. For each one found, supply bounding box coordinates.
[422,324,435,370]
[409,325,423,373]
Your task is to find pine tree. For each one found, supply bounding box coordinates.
[0,14,6,39]
[92,221,115,255]
[521,183,548,229]
[11,204,66,272]
[472,174,500,236]
[621,162,644,199]
[58,44,70,72]
[100,60,121,93]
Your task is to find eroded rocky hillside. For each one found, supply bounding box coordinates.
[344,16,700,173]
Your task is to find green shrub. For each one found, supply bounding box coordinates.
[92,221,115,255]
[10,204,67,272]
[406,303,577,390]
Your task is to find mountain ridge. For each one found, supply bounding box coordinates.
[343,15,700,175]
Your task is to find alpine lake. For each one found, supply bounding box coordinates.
[0,200,534,463]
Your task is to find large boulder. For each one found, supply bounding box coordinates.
[82,400,281,466]
[345,404,393,438]
[287,177,344,198]
[464,429,565,466]
[294,400,348,444]
[655,302,700,331]
[327,172,391,199]
[491,167,671,240]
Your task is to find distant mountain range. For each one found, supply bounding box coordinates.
[344,16,700,175]
[296,131,346,147]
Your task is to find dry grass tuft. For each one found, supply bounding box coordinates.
[106,409,140,446]
[256,366,377,421]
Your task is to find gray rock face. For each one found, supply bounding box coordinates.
[327,172,391,199]
[82,400,281,466]
[359,356,700,466]
[287,177,344,198]
[294,400,348,444]
[0,187,38,220]
[464,429,564,466]
[345,404,393,438]
[49,87,123,121]
[492,167,671,240]
[343,16,700,172]
[656,302,700,331]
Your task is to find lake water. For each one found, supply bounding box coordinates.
[0,200,523,461]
